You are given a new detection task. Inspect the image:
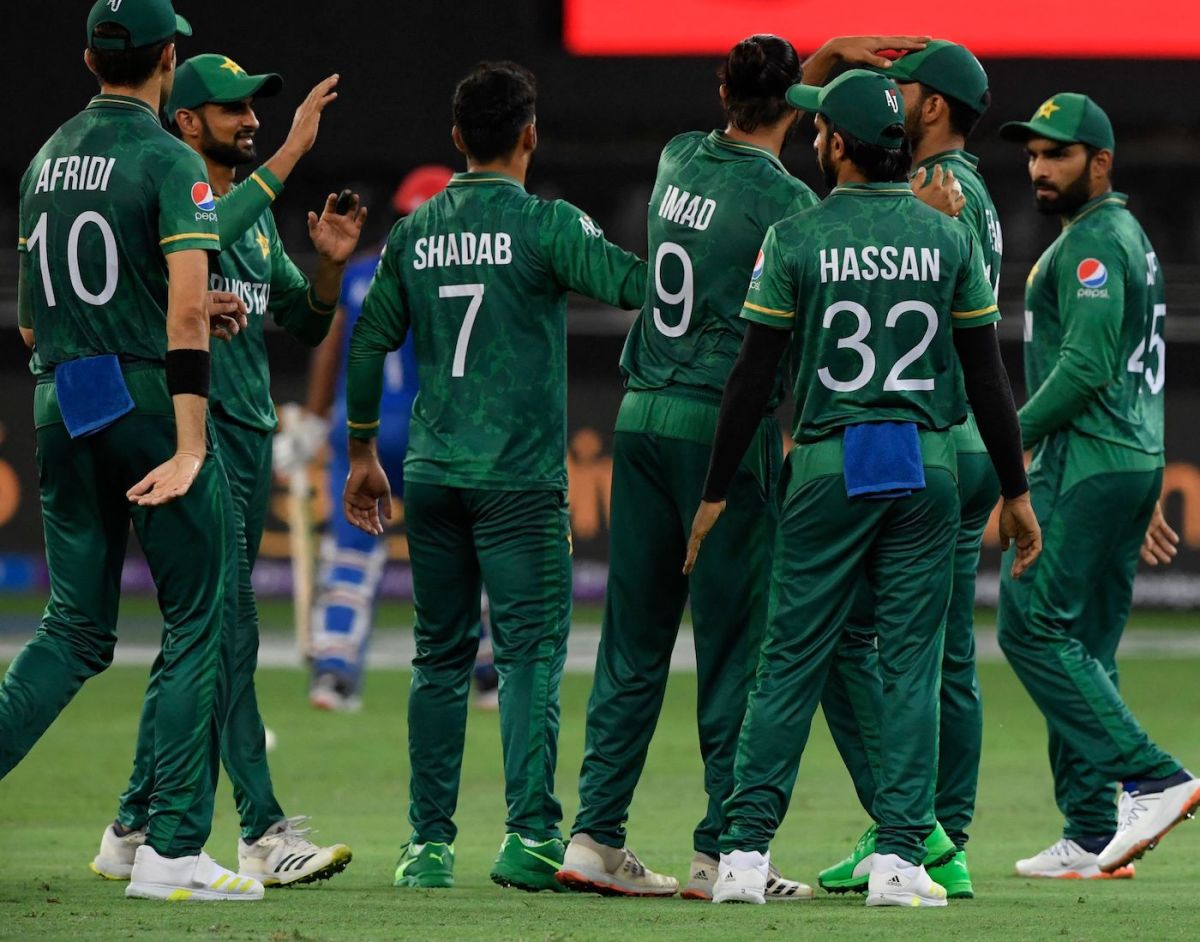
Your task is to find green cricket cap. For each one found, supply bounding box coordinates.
[867,40,990,116]
[999,93,1115,151]
[168,54,284,112]
[87,0,191,50]
[786,69,907,150]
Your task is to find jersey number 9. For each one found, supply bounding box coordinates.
[652,241,693,338]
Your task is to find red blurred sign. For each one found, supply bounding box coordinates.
[564,1,1200,58]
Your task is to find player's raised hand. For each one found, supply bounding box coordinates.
[126,451,204,507]
[821,35,931,68]
[284,74,340,159]
[998,492,1042,578]
[682,499,726,575]
[344,446,393,536]
[1141,500,1180,566]
[912,165,965,218]
[308,191,367,264]
[207,289,249,341]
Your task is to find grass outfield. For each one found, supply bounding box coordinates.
[1,659,1199,940]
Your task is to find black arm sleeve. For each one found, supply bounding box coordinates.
[953,325,1029,499]
[701,323,791,502]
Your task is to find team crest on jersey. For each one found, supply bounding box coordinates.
[752,249,765,281]
[1076,258,1108,288]
[191,182,216,212]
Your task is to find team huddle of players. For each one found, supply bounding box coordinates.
[2,0,1196,908]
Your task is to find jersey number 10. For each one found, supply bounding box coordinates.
[26,211,119,308]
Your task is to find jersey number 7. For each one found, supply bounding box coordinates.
[439,283,485,377]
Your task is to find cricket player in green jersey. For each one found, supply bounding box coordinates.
[559,33,927,902]
[997,94,1199,879]
[90,54,365,889]
[342,62,646,892]
[683,69,1041,907]
[2,0,263,902]
[817,40,1003,899]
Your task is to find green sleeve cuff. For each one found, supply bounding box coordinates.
[345,344,387,440]
[740,303,794,329]
[249,167,284,200]
[159,232,222,254]
[950,305,1001,328]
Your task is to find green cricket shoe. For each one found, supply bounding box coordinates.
[393,839,455,888]
[927,850,974,899]
[489,833,568,892]
[818,822,957,894]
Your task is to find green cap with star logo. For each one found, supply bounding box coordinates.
[866,40,990,116]
[168,54,284,112]
[87,0,192,50]
[786,69,907,150]
[999,93,1115,151]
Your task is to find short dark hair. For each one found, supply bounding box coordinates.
[918,84,990,140]
[831,123,912,183]
[718,34,802,133]
[89,24,171,88]
[452,61,537,163]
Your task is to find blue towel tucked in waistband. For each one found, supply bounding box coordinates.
[54,354,135,438]
[843,421,925,500]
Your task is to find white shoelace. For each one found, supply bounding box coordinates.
[1115,790,1151,834]
[270,816,318,851]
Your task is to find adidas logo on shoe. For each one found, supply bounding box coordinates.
[694,869,708,880]
[886,875,903,887]
[724,872,737,881]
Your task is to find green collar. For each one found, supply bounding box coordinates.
[86,94,159,121]
[706,131,786,172]
[829,181,914,198]
[1066,191,1128,227]
[447,170,525,190]
[912,148,979,176]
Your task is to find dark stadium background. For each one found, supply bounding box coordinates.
[2,1,1198,605]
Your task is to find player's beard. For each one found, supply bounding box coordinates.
[903,105,925,154]
[1034,160,1093,216]
[818,135,838,191]
[199,119,257,169]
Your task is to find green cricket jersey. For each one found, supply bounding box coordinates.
[209,168,334,431]
[913,149,1003,455]
[17,95,221,375]
[347,171,646,491]
[743,182,998,444]
[620,131,818,410]
[1020,192,1164,459]
[914,150,1003,297]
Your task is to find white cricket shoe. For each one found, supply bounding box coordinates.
[684,851,812,901]
[555,833,678,897]
[865,853,948,907]
[1015,838,1134,879]
[1098,773,1200,872]
[91,823,146,880]
[712,850,768,904]
[125,844,263,901]
[237,816,353,887]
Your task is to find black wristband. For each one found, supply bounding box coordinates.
[165,348,211,398]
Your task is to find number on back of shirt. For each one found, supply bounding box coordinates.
[439,283,485,377]
[652,241,693,337]
[26,211,119,308]
[1126,303,1165,394]
[817,300,939,393]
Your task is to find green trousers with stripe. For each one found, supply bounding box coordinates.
[118,413,285,842]
[821,448,999,850]
[721,437,958,865]
[997,436,1179,839]
[572,416,780,858]
[403,482,572,844]
[0,375,228,857]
